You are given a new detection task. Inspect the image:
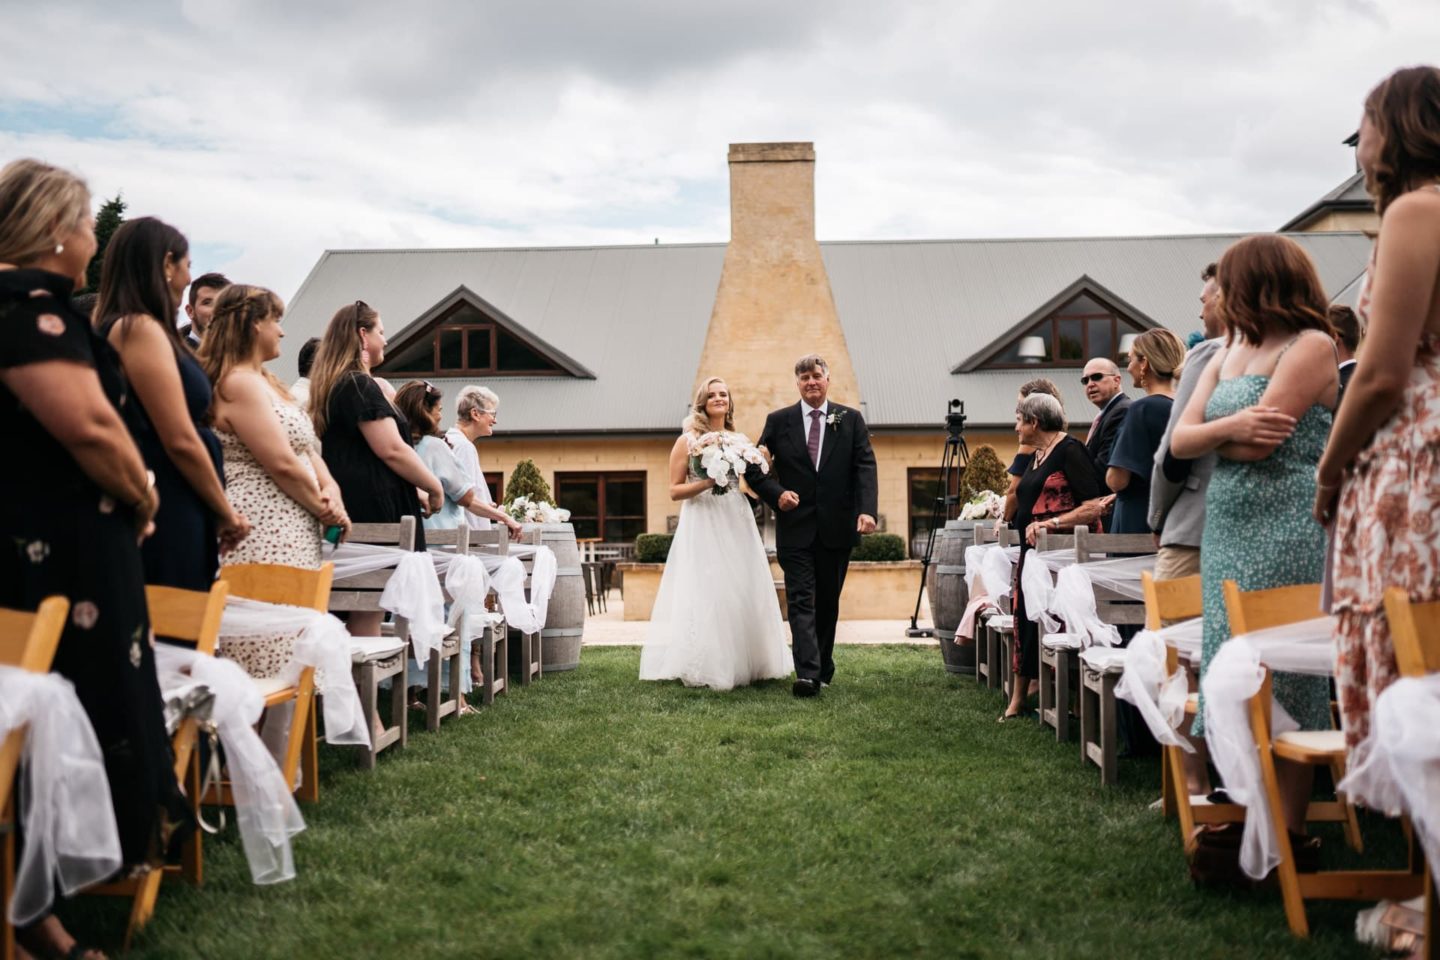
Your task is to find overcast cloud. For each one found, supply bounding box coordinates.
[1,0,1433,299]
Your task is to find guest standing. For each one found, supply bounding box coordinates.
[178,270,228,350]
[1080,357,1131,480]
[290,336,320,409]
[1316,65,1440,766]
[200,284,350,676]
[447,385,525,535]
[1172,234,1338,840]
[1001,393,1104,721]
[1105,329,1186,534]
[96,217,248,589]
[1328,304,1361,403]
[0,159,183,960]
[307,301,442,635]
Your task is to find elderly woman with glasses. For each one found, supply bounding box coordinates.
[1000,392,1105,722]
[394,381,521,536]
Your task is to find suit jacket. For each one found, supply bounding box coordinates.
[747,402,879,551]
[1337,360,1356,406]
[1085,392,1131,480]
[1147,337,1222,546]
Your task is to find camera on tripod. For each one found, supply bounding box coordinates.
[945,399,966,439]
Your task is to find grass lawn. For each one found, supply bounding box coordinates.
[66,645,1388,959]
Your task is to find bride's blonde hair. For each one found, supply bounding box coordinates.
[683,376,735,435]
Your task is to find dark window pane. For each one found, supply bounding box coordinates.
[497,330,553,372]
[908,469,941,539]
[571,518,599,539]
[606,518,645,542]
[1056,317,1084,361]
[557,477,598,519]
[1086,319,1114,362]
[605,478,645,516]
[466,329,492,370]
[990,319,1052,365]
[381,337,434,375]
[438,328,463,370]
[484,472,503,504]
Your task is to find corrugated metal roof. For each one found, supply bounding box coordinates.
[281,232,1371,432]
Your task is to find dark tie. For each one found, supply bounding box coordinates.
[808,409,823,468]
[1086,412,1102,445]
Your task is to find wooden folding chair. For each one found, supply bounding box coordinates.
[1226,580,1421,937]
[0,597,68,960]
[1035,527,1079,740]
[89,581,228,950]
[216,563,332,802]
[413,526,468,730]
[1383,588,1440,959]
[989,527,1021,696]
[468,528,511,705]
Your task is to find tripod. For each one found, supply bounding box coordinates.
[906,429,970,637]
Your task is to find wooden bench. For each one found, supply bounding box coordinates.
[418,525,470,730]
[1034,527,1079,740]
[468,528,511,705]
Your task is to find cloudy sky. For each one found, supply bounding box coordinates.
[2,0,1434,299]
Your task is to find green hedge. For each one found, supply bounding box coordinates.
[634,533,674,563]
[850,533,906,562]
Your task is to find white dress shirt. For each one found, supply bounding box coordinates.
[799,399,829,467]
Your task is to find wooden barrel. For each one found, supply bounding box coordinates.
[927,520,982,674]
[526,523,585,672]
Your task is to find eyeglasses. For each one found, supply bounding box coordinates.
[1080,373,1114,385]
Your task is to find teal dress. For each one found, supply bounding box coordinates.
[1192,376,1333,736]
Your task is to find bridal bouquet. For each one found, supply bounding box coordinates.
[506,496,571,524]
[689,432,768,495]
[959,490,1005,520]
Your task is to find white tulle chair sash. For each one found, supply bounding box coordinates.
[0,666,121,925]
[153,645,304,884]
[1115,619,1202,752]
[218,598,370,748]
[1201,616,1337,879]
[1337,673,1440,886]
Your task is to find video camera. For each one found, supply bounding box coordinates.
[945,399,966,438]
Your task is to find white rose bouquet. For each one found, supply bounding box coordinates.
[506,496,572,524]
[688,432,768,495]
[959,490,1005,521]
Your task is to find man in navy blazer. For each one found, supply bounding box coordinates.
[1081,357,1131,483]
[747,355,878,698]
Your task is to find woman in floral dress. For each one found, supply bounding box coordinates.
[1315,66,1440,765]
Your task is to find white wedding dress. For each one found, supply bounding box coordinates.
[639,437,793,690]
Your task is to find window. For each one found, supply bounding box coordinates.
[377,301,569,377]
[907,467,961,555]
[556,472,647,542]
[986,292,1146,369]
[484,472,503,505]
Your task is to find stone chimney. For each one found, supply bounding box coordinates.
[694,142,861,441]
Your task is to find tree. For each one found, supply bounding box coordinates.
[958,444,1009,503]
[504,458,554,505]
[84,192,126,293]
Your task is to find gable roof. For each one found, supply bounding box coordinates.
[380,284,596,379]
[952,273,1160,373]
[281,232,1372,433]
[1277,171,1373,231]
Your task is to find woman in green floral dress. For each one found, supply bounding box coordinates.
[1171,234,1339,838]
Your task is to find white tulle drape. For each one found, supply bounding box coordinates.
[218,599,370,747]
[1114,619,1203,751]
[153,645,304,884]
[1021,560,1121,650]
[1200,618,1336,880]
[1338,673,1440,886]
[0,666,121,925]
[326,544,449,665]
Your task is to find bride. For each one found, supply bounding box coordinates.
[638,377,794,690]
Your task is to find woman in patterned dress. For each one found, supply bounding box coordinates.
[1315,66,1440,766]
[1172,234,1338,841]
[200,284,351,677]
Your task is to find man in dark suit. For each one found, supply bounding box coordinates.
[1080,357,1131,481]
[746,354,878,698]
[177,271,229,349]
[1330,304,1360,402]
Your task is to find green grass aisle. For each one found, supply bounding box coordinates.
[69,646,1379,959]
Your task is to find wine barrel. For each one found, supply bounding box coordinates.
[515,522,585,673]
[927,520,987,674]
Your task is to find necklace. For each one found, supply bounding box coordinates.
[1032,432,1063,467]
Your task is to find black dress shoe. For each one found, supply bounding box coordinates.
[792,678,820,698]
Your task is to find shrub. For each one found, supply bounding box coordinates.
[850,533,906,562]
[504,458,553,506]
[959,444,1009,502]
[634,533,674,563]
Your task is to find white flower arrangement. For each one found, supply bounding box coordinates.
[959,490,1005,521]
[688,431,768,495]
[506,496,572,524]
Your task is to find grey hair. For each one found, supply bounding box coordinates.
[456,384,499,419]
[1085,357,1120,376]
[1018,392,1066,432]
[794,354,829,377]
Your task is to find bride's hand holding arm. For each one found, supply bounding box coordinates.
[668,435,715,501]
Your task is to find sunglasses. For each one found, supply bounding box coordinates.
[1080,373,1115,385]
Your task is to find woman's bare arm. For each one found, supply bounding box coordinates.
[668,434,715,501]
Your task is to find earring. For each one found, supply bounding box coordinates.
[54,243,64,255]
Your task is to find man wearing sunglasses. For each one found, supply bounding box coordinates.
[1081,358,1131,480]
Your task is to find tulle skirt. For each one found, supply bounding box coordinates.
[639,488,792,690]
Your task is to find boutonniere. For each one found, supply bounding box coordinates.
[826,409,847,430]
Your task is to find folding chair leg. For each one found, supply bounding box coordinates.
[295,691,319,803]
[391,668,409,751]
[1055,651,1072,742]
[3,799,14,960]
[1098,674,1119,786]
[426,649,442,733]
[1038,653,1054,731]
[123,868,164,952]
[1331,758,1364,854]
[356,663,378,770]
[182,748,204,885]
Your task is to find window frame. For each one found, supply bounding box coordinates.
[555,471,648,543]
[983,291,1146,370]
[906,466,962,552]
[376,301,570,378]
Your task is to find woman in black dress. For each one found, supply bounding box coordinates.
[0,159,184,959]
[96,217,249,589]
[307,300,441,636]
[1001,392,1104,721]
